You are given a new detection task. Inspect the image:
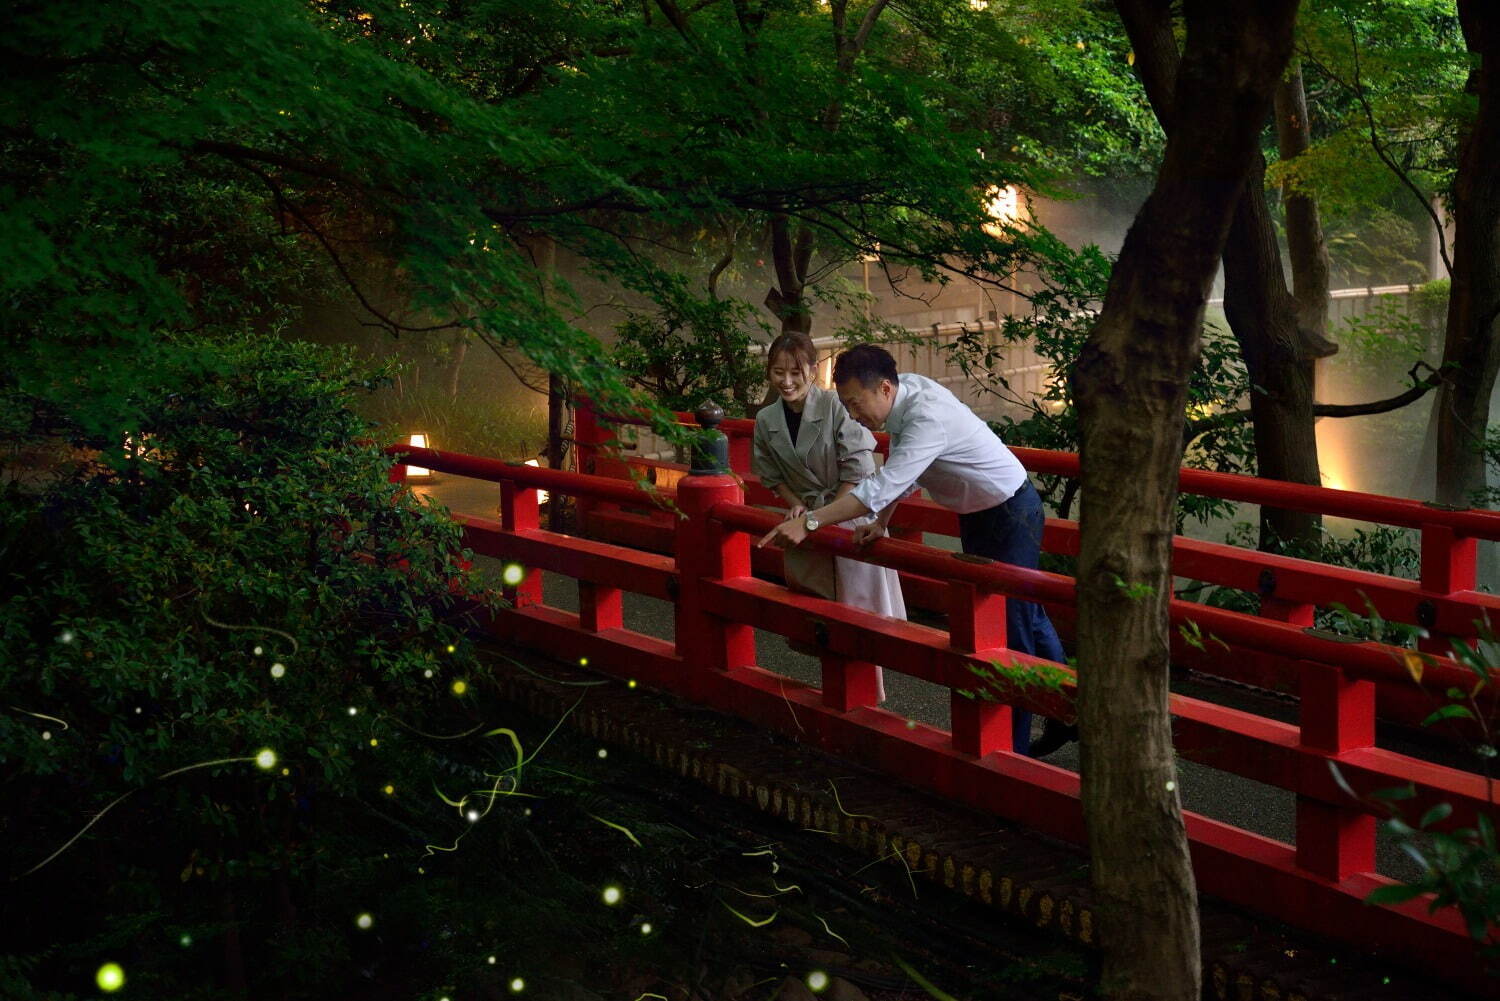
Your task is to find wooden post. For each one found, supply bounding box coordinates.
[726,429,752,475]
[579,582,622,632]
[1296,660,1376,880]
[499,480,543,608]
[673,472,755,699]
[948,580,1011,757]
[1419,522,1478,654]
[1254,596,1314,697]
[821,654,881,712]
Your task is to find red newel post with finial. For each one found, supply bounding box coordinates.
[674,402,755,701]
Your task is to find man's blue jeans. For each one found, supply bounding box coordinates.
[957,480,1067,755]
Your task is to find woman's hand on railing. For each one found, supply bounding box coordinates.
[851,521,887,547]
[784,504,807,522]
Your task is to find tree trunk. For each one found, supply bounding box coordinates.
[1075,4,1299,1000]
[1435,1,1500,507]
[1222,156,1326,547]
[1119,2,1332,549]
[537,234,570,530]
[1276,62,1332,344]
[444,334,467,402]
[766,213,814,334]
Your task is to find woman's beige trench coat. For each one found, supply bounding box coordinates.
[750,385,907,621]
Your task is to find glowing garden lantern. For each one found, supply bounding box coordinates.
[404,433,433,480]
[523,457,549,504]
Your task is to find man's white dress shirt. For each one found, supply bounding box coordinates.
[850,373,1028,516]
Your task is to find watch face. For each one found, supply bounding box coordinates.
[804,515,819,532]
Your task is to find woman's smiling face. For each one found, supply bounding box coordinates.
[768,350,814,407]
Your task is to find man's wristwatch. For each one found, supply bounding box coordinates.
[803,513,821,532]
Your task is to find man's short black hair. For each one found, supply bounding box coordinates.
[832,344,899,389]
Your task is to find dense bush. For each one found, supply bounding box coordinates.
[0,335,499,998]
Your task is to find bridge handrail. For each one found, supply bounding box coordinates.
[388,444,1491,988]
[587,405,1500,539]
[710,501,1478,695]
[387,443,678,508]
[385,441,1483,705]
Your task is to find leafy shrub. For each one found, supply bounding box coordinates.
[0,334,498,997]
[947,241,1254,528]
[1196,523,1422,643]
[1341,630,1498,963]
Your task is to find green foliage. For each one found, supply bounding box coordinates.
[1291,1,1468,208]
[941,239,1253,527]
[1199,524,1422,644]
[1267,3,1466,288]
[1469,415,1500,509]
[961,656,1073,705]
[362,381,549,462]
[0,335,504,996]
[612,272,770,417]
[1336,289,1444,365]
[1344,625,1499,959]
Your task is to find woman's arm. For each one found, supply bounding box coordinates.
[775,483,807,519]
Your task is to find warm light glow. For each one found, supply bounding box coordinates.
[523,458,550,504]
[982,184,1023,238]
[122,433,160,462]
[404,432,433,479]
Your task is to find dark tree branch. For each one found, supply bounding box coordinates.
[189,139,372,191]
[1184,361,1446,444]
[707,216,738,300]
[653,0,698,43]
[234,161,465,338]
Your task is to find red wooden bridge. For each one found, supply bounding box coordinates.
[390,404,1497,994]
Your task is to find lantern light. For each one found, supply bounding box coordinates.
[404,433,433,480]
[524,458,550,504]
[982,184,1023,238]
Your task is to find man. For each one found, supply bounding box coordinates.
[756,344,1076,757]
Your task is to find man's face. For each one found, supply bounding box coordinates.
[837,377,896,431]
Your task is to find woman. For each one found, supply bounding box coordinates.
[750,332,907,699]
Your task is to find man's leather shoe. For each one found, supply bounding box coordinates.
[1029,719,1078,758]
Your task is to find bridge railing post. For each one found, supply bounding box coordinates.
[819,653,881,712]
[578,581,622,632]
[1419,522,1478,655]
[948,578,1012,756]
[1296,659,1376,880]
[1254,595,1314,697]
[500,479,543,609]
[673,407,755,698]
[725,426,752,475]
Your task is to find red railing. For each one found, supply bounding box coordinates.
[388,440,1492,994]
[571,404,1500,733]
